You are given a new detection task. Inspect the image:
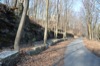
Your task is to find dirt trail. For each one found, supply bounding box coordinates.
[17,40,72,66]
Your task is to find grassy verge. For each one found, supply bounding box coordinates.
[84,38,100,57]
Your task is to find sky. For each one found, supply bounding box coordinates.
[0,0,82,11]
[0,0,83,13]
[72,0,83,12]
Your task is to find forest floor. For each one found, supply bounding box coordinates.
[17,39,73,66]
[84,38,100,57]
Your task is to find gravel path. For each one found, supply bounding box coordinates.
[64,38,100,66]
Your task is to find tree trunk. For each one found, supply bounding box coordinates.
[55,0,60,39]
[15,0,24,16]
[44,0,49,45]
[33,0,38,19]
[14,0,17,7]
[63,24,67,40]
[55,22,58,38]
[14,0,29,51]
[87,22,92,40]
[63,9,68,40]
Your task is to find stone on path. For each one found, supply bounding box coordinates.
[0,51,19,66]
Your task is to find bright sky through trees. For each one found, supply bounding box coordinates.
[72,0,82,12]
[0,0,83,13]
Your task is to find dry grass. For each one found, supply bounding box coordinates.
[17,40,72,66]
[83,38,100,57]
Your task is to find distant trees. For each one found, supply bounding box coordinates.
[82,0,99,40]
[15,0,24,16]
[3,0,99,49]
[3,0,10,6]
[2,0,100,50]
[95,0,100,40]
[84,0,93,40]
[63,0,73,39]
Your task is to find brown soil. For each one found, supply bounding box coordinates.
[83,38,100,57]
[17,40,72,66]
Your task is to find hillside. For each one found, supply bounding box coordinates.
[0,3,74,49]
[0,3,54,48]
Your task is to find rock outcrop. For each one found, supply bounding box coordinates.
[0,3,54,48]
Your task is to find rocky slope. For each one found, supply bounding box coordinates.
[0,3,55,49]
[0,3,18,47]
[0,3,73,49]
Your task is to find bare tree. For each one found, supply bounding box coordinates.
[82,0,100,40]
[3,0,10,6]
[14,0,29,51]
[55,0,60,38]
[13,0,17,7]
[63,0,73,39]
[33,0,38,19]
[82,0,94,40]
[44,0,49,45]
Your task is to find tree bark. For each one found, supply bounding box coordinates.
[14,0,17,7]
[63,7,67,40]
[55,0,60,39]
[33,0,38,19]
[14,0,29,51]
[87,22,92,40]
[44,0,49,45]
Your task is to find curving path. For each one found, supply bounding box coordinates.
[64,38,100,66]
